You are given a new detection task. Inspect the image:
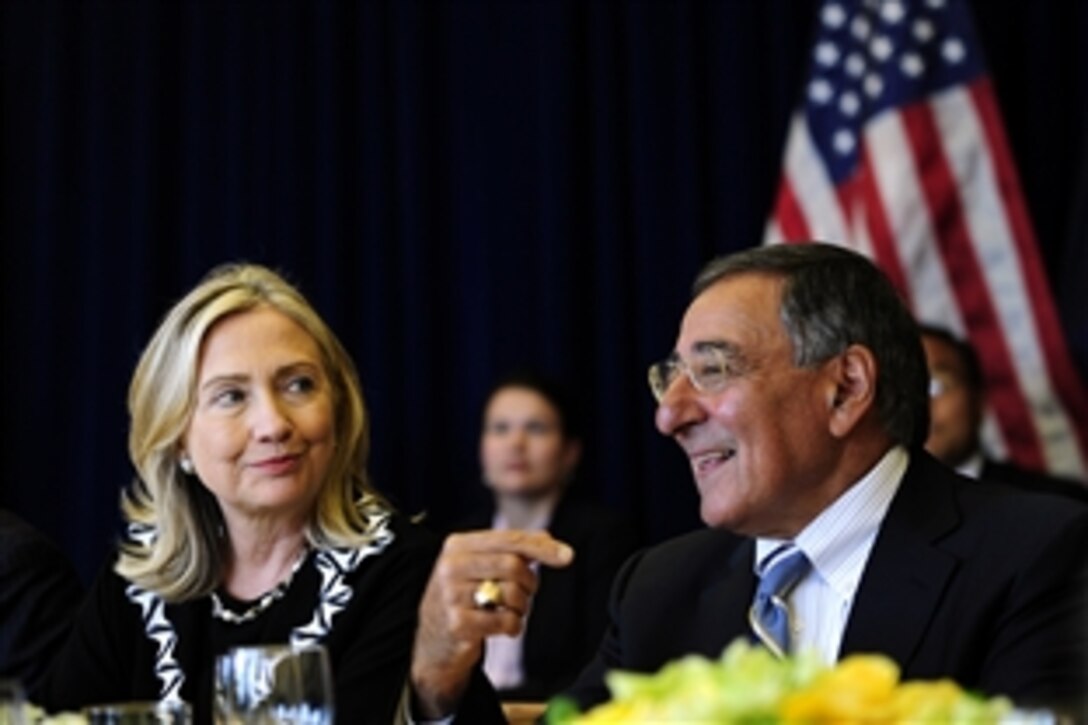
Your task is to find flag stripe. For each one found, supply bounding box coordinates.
[970,81,1088,460]
[863,111,965,334]
[930,83,1086,473]
[853,145,911,301]
[765,0,1086,478]
[861,106,1016,459]
[899,98,1046,468]
[781,116,851,243]
[771,177,812,241]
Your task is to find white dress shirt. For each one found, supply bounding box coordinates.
[754,445,908,664]
[481,501,555,690]
[955,450,984,479]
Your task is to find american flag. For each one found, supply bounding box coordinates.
[765,0,1087,478]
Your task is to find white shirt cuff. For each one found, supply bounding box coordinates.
[399,681,456,725]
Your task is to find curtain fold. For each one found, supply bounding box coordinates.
[2,0,1084,581]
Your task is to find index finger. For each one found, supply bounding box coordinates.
[445,530,574,569]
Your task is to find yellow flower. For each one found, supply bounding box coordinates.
[893,679,965,718]
[553,639,1016,725]
[574,700,636,723]
[780,654,900,722]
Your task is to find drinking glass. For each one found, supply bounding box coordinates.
[83,700,192,724]
[214,644,333,725]
[0,680,26,725]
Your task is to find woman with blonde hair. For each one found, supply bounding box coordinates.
[41,263,441,723]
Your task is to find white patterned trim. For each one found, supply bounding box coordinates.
[125,584,185,704]
[292,511,395,646]
[128,520,157,548]
[123,509,395,701]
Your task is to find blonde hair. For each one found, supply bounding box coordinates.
[118,263,389,601]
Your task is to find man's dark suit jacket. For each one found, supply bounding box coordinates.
[455,492,639,701]
[561,451,1088,716]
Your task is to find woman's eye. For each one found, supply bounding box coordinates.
[211,388,245,407]
[525,421,554,436]
[486,421,510,435]
[286,376,317,395]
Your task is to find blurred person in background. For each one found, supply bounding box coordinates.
[452,370,638,701]
[920,324,1088,503]
[0,509,84,698]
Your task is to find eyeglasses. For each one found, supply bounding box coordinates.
[928,373,961,398]
[647,346,738,402]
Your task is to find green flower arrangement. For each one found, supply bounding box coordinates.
[546,639,1028,723]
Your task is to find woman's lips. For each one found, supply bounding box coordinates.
[250,454,301,476]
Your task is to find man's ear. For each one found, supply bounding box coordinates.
[826,344,878,438]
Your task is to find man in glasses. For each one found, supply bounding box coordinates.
[408,242,1087,722]
[919,323,1088,503]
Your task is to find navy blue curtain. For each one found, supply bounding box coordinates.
[3,0,1085,583]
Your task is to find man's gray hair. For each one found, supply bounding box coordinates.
[694,242,929,448]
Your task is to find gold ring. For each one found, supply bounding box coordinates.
[473,579,503,611]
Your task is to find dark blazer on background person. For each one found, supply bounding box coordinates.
[0,509,85,699]
[561,452,1088,716]
[979,458,1088,504]
[456,493,640,701]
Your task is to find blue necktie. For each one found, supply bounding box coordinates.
[749,544,811,658]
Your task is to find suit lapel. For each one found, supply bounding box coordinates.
[839,453,961,667]
[696,537,756,653]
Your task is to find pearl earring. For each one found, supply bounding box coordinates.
[179,455,195,475]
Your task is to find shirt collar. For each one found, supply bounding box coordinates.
[955,450,984,479]
[756,445,909,598]
[492,496,558,531]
